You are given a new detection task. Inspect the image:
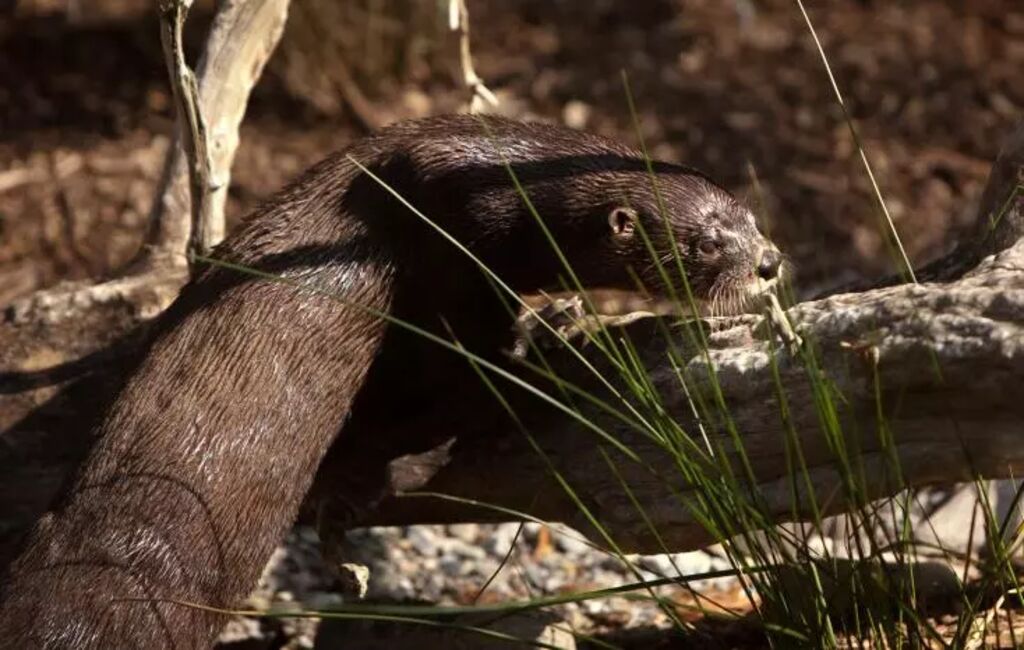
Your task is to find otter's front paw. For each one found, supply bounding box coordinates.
[509,295,655,360]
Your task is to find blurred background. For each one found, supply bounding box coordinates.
[2,0,1022,305]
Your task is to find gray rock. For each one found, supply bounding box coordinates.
[482,523,520,555]
[439,556,463,577]
[338,563,370,600]
[552,527,591,555]
[406,526,441,556]
[446,523,480,543]
[216,617,268,648]
[447,540,487,561]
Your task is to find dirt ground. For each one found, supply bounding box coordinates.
[1,0,1023,647]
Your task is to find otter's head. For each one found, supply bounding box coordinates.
[565,169,783,316]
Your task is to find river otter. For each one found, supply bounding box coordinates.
[0,114,781,648]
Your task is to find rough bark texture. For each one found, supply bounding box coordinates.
[1,116,1021,566]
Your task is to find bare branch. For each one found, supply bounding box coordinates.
[145,0,291,271]
[450,0,498,114]
[158,0,216,262]
[0,0,293,374]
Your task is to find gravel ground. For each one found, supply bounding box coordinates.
[219,514,986,648]
[217,523,744,648]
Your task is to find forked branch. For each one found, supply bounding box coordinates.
[158,0,216,262]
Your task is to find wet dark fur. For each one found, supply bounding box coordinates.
[0,115,774,648]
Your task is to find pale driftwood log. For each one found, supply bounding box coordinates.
[358,243,1024,552]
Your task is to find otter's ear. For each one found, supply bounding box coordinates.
[608,206,637,239]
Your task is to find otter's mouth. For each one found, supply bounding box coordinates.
[701,274,781,318]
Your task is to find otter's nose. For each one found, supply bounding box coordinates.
[757,249,783,280]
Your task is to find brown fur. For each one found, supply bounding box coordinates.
[0,115,777,648]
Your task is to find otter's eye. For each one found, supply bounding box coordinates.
[698,239,719,256]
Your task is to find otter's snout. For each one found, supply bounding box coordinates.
[756,248,783,281]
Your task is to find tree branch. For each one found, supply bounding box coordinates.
[449,0,497,114]
[158,0,216,262]
[0,0,292,389]
[146,0,291,270]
